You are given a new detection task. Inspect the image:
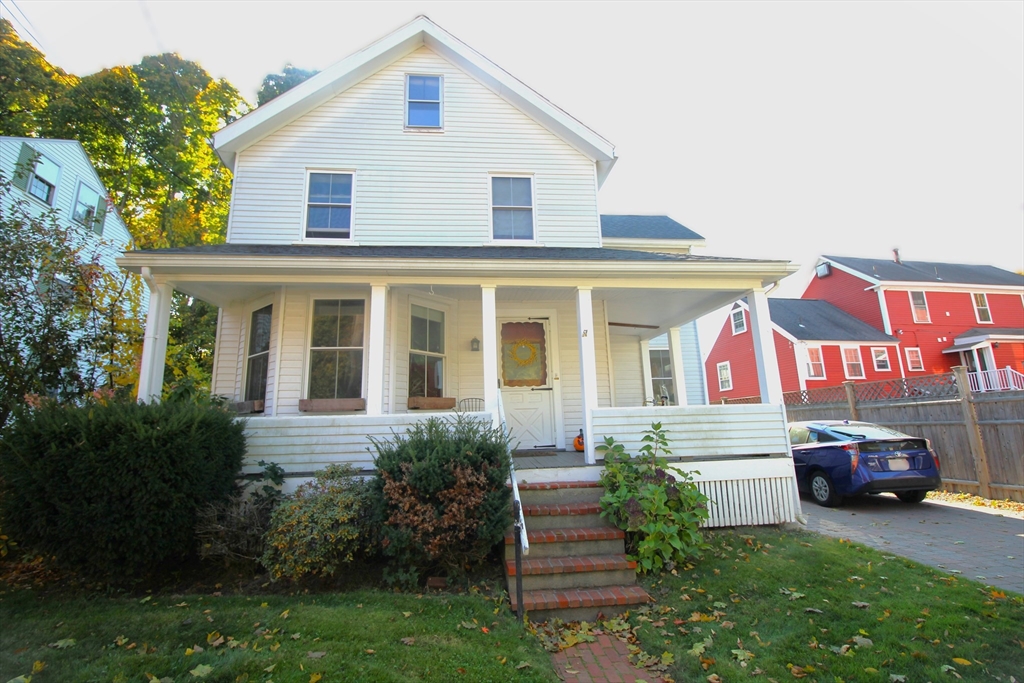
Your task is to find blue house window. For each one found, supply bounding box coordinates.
[406,75,442,128]
[306,172,352,239]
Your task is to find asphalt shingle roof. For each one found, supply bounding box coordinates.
[600,215,704,241]
[824,255,1024,287]
[768,299,896,342]
[132,243,764,263]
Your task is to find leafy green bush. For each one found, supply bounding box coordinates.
[0,399,245,578]
[598,422,710,573]
[370,414,512,580]
[261,464,371,581]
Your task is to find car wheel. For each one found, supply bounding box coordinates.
[896,490,927,504]
[809,472,842,507]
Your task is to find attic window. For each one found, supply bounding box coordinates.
[730,309,746,335]
[306,172,352,239]
[406,75,442,128]
[13,143,60,206]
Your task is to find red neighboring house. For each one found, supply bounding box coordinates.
[805,255,1024,377]
[706,298,901,402]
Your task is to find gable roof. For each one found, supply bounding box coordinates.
[767,299,896,342]
[600,215,704,241]
[823,255,1024,287]
[213,16,617,182]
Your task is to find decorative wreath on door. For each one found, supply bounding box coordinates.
[510,339,538,366]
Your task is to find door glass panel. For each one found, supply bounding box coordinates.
[501,321,547,387]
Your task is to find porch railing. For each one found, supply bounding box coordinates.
[500,390,528,620]
[968,367,1024,393]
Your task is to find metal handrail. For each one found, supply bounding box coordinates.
[499,389,529,620]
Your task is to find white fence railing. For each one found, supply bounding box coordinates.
[968,367,1024,393]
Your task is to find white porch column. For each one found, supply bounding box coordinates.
[576,287,599,465]
[667,327,689,406]
[137,281,173,403]
[747,287,784,404]
[481,285,499,425]
[365,284,388,416]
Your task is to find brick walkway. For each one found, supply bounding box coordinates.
[551,633,666,683]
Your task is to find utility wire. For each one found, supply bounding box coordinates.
[0,0,43,50]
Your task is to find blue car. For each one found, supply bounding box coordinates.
[788,420,941,507]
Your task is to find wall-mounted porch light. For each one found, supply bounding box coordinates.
[470,337,481,352]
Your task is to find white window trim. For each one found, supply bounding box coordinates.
[905,347,925,372]
[488,173,539,245]
[871,346,891,372]
[23,151,62,208]
[404,73,444,131]
[806,345,826,379]
[242,297,276,404]
[842,346,866,379]
[301,291,371,401]
[649,348,675,403]
[300,169,356,243]
[407,295,451,399]
[730,309,747,335]
[72,179,102,229]
[716,361,733,392]
[909,290,930,324]
[972,292,993,324]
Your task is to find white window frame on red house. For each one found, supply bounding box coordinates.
[909,291,930,323]
[717,361,732,392]
[730,309,746,335]
[842,347,865,379]
[905,347,925,372]
[871,347,891,372]
[806,346,825,379]
[972,293,992,324]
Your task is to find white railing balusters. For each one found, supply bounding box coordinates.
[967,367,1024,393]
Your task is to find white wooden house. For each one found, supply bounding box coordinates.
[120,17,801,528]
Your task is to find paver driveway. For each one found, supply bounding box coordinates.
[801,493,1024,595]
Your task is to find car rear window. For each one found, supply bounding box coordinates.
[827,424,909,441]
[859,439,928,452]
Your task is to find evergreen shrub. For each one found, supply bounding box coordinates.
[371,414,512,580]
[0,399,245,578]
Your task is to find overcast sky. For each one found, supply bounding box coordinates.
[6,0,1023,349]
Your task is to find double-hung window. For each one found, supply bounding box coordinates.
[910,291,930,323]
[14,143,60,205]
[843,347,865,379]
[406,75,442,128]
[73,182,106,235]
[731,309,747,334]
[308,299,365,399]
[905,347,924,372]
[491,176,534,240]
[871,347,891,372]
[649,349,676,405]
[306,172,352,239]
[409,304,445,398]
[806,346,825,379]
[717,361,732,392]
[973,293,992,323]
[245,305,273,403]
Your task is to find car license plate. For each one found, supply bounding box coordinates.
[888,458,910,471]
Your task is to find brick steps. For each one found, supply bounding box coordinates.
[506,480,650,622]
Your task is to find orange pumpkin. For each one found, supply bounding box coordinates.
[573,429,585,452]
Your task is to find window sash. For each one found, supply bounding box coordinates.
[731,310,746,334]
[806,347,825,378]
[843,348,865,378]
[73,184,101,225]
[28,175,55,204]
[906,348,924,371]
[308,299,365,400]
[872,347,891,371]
[406,75,442,127]
[973,293,992,323]
[491,176,534,240]
[306,173,353,239]
[910,291,930,323]
[649,349,675,404]
[717,362,732,391]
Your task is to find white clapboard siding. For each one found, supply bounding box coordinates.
[591,404,790,459]
[0,137,139,302]
[610,335,645,407]
[212,307,242,400]
[228,47,600,247]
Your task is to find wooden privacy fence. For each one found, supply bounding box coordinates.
[726,368,1024,502]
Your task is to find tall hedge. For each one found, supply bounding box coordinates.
[0,400,246,578]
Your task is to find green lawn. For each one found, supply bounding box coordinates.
[0,586,557,683]
[630,528,1024,682]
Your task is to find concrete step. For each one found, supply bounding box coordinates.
[517,481,605,506]
[508,585,651,623]
[520,501,609,530]
[504,527,625,560]
[505,555,637,591]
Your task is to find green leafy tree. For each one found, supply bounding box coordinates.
[164,293,219,392]
[257,64,318,106]
[0,169,143,425]
[0,18,73,136]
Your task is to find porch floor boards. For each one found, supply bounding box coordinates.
[512,450,591,469]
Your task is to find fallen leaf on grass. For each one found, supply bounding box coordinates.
[279,609,290,619]
[851,602,870,609]
[365,649,375,655]
[890,675,907,682]
[263,664,276,673]
[940,665,962,679]
[190,664,214,678]
[804,608,823,614]
[401,637,415,646]
[515,661,531,669]
[402,611,412,618]
[307,651,326,659]
[457,667,468,674]
[952,658,972,666]
[309,674,322,683]
[852,636,873,647]
[49,638,75,649]
[700,656,716,670]
[707,675,723,683]
[291,633,301,640]
[31,661,46,674]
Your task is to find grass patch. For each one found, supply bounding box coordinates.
[0,586,557,682]
[631,527,1024,682]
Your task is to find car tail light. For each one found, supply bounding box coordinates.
[843,442,860,472]
[927,439,939,471]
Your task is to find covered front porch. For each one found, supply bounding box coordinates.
[122,245,801,524]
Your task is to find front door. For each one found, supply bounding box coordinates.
[499,318,556,449]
